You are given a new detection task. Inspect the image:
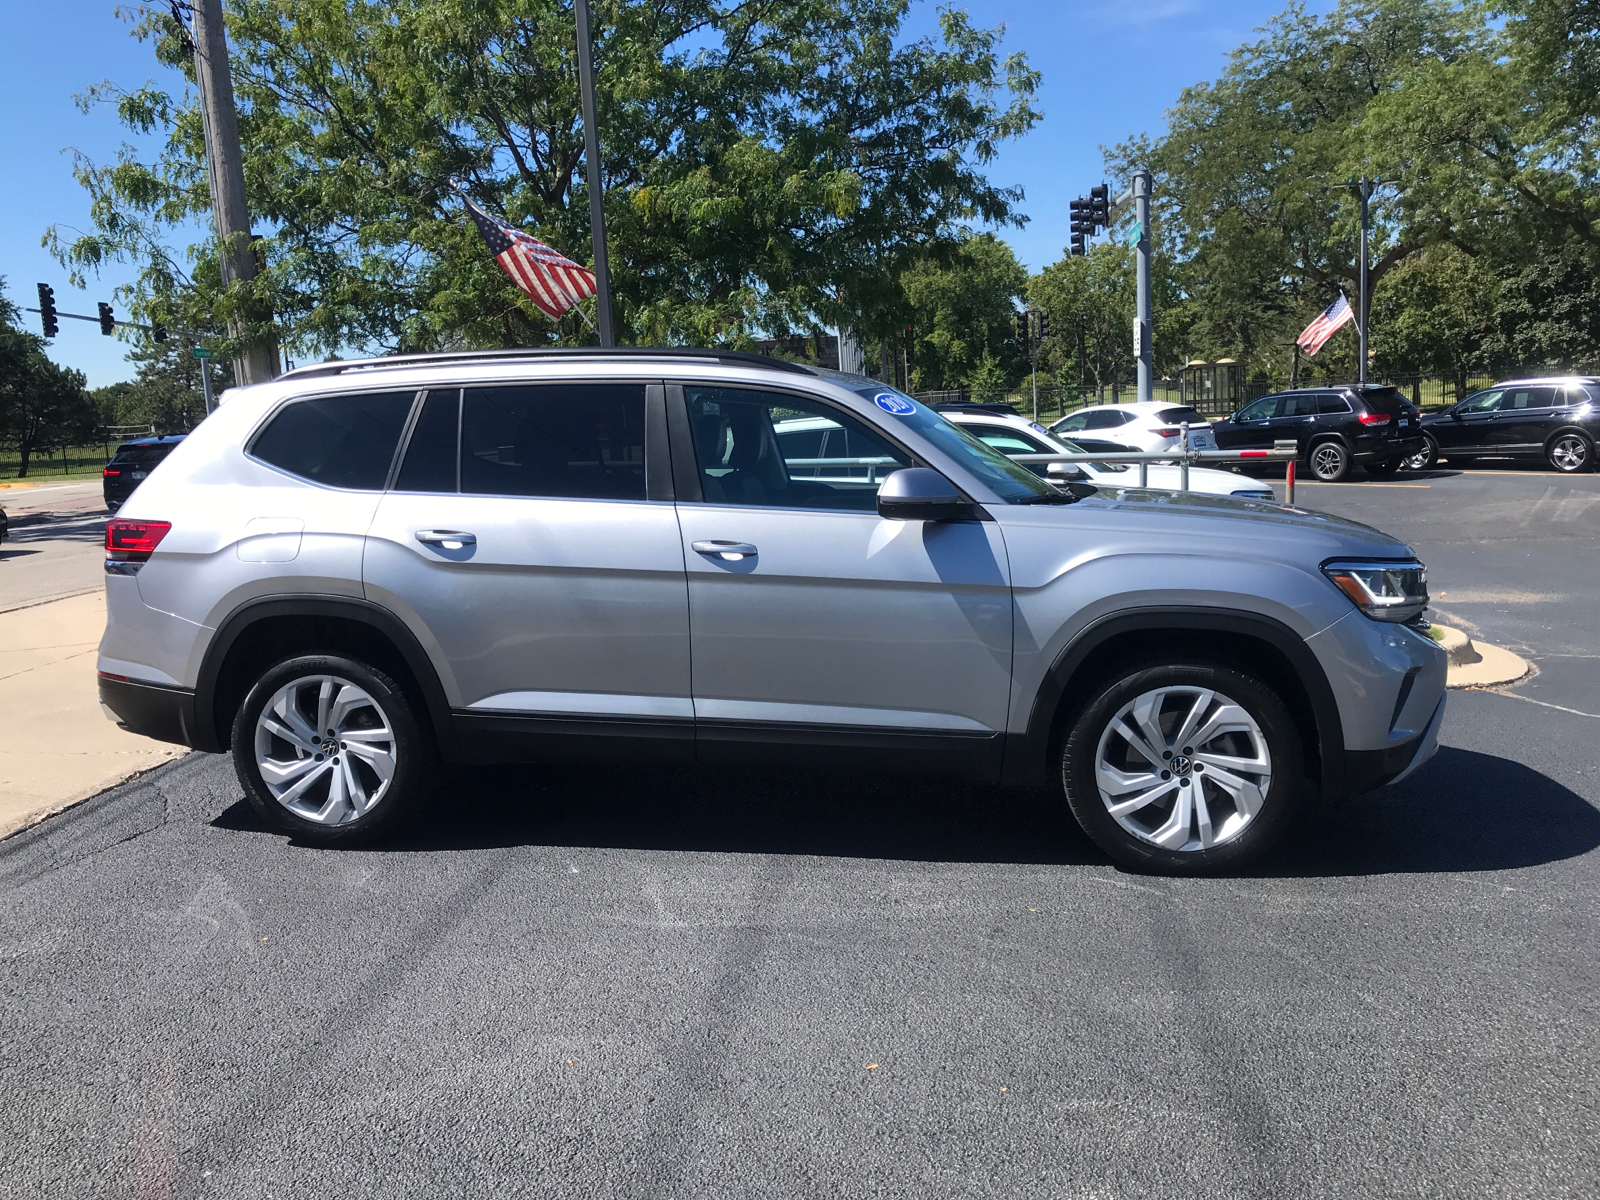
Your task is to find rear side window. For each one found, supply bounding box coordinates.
[252,391,416,490]
[1156,406,1206,424]
[1280,395,1321,417]
[460,383,646,500]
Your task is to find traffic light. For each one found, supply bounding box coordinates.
[97,302,115,335]
[36,283,58,338]
[1069,197,1090,256]
[1015,310,1031,357]
[152,324,168,345]
[1038,312,1051,341]
[1090,184,1110,229]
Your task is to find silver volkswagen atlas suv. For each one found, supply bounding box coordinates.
[98,349,1445,874]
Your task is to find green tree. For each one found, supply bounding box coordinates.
[1109,0,1484,374]
[52,0,1039,361]
[1368,243,1497,397]
[0,280,98,477]
[94,337,231,434]
[900,233,1027,391]
[1028,242,1175,396]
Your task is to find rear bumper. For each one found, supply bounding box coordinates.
[98,674,199,749]
[1351,434,1425,462]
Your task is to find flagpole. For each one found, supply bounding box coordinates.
[574,0,615,347]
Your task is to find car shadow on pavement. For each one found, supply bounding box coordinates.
[216,765,1100,865]
[1260,746,1600,876]
[210,747,1598,874]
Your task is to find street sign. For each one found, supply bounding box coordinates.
[192,347,214,359]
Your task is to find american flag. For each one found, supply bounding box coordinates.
[1296,293,1354,357]
[461,194,596,322]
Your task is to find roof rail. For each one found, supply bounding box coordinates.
[277,346,819,382]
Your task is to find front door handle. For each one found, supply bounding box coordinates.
[692,540,758,560]
[415,530,477,549]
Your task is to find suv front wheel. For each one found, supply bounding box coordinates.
[232,654,430,845]
[1061,661,1304,874]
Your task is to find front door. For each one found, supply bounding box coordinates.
[364,381,692,755]
[1215,395,1280,451]
[1436,389,1502,455]
[669,384,1014,772]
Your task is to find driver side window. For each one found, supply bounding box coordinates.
[1458,390,1502,414]
[686,387,912,511]
[1236,397,1278,421]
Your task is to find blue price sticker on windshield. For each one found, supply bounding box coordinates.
[875,392,916,416]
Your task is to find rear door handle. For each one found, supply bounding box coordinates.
[692,540,757,560]
[415,530,477,549]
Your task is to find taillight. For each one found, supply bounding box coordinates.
[103,467,120,477]
[105,519,172,562]
[1154,427,1181,437]
[1357,411,1391,426]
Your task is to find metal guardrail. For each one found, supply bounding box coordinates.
[1010,437,1303,502]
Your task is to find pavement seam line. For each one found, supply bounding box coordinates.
[1472,689,1600,721]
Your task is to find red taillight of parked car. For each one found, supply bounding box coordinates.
[1357,411,1391,426]
[102,467,120,477]
[105,519,172,562]
[1154,427,1181,437]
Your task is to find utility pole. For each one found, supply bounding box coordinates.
[1355,177,1374,384]
[191,0,276,385]
[1133,169,1153,402]
[574,0,615,346]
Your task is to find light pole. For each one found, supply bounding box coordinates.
[1133,168,1153,402]
[574,0,615,346]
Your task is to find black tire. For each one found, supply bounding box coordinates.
[1364,457,1401,477]
[1307,439,1351,482]
[1546,430,1592,473]
[1402,436,1437,471]
[231,654,432,845]
[1061,660,1305,875]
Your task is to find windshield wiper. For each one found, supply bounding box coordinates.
[1013,491,1076,505]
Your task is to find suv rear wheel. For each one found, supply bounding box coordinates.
[1061,661,1304,874]
[1308,440,1351,482]
[1547,431,1592,473]
[1403,435,1437,471]
[232,654,431,845]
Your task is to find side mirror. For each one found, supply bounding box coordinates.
[877,468,968,522]
[1450,410,1464,420]
[1047,462,1089,482]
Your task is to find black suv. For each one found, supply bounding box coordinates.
[1211,385,1425,482]
[1413,378,1598,473]
[102,435,186,513]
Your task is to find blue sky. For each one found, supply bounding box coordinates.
[2,0,1313,388]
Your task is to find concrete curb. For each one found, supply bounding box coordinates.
[1431,624,1531,689]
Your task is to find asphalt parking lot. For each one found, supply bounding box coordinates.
[2,463,1596,1199]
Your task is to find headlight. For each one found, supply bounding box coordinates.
[1321,560,1428,623]
[1231,488,1274,499]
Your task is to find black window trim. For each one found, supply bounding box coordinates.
[245,386,426,493]
[665,379,944,512]
[381,378,670,504]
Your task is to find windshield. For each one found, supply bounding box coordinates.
[848,385,1060,503]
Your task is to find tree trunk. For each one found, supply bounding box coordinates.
[17,444,30,478]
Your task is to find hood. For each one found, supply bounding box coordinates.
[999,483,1416,562]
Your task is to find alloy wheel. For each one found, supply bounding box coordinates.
[1093,685,1273,852]
[1310,443,1347,481]
[253,675,398,825]
[1404,439,1435,471]
[1550,434,1590,472]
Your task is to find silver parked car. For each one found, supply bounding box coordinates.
[98,349,1445,874]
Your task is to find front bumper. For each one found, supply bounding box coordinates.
[1323,693,1445,799]
[98,674,199,748]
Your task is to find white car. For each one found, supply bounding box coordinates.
[1049,401,1218,453]
[946,410,1276,501]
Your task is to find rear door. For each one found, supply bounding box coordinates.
[669,383,1013,767]
[1490,386,1558,450]
[364,381,692,749]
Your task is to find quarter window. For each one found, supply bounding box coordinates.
[251,391,417,490]
[459,383,646,500]
[1317,395,1352,415]
[395,390,460,493]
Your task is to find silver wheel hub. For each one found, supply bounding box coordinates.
[1312,446,1342,476]
[254,675,397,825]
[1094,685,1273,853]
[1553,436,1586,469]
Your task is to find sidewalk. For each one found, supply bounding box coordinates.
[0,590,185,839]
